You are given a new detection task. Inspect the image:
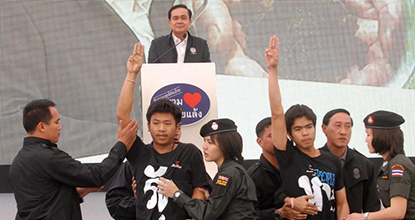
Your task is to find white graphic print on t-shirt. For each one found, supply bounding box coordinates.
[298,165,335,212]
[143,165,168,214]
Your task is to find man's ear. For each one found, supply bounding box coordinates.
[321,124,327,135]
[176,122,182,131]
[37,122,45,133]
[256,137,263,148]
[147,122,150,132]
[287,133,293,141]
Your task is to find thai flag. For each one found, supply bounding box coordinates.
[392,169,404,177]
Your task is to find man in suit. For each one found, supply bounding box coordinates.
[320,108,380,213]
[147,4,210,63]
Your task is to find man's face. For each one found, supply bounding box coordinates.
[322,112,352,149]
[257,125,274,155]
[289,116,316,149]
[148,112,179,147]
[168,7,192,38]
[43,107,62,144]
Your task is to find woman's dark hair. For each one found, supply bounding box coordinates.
[285,104,316,135]
[372,128,405,158]
[23,99,56,133]
[146,99,182,124]
[211,131,244,165]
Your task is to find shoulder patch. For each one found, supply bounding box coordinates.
[391,164,404,177]
[216,175,229,187]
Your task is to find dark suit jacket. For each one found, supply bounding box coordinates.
[320,145,380,213]
[148,32,210,63]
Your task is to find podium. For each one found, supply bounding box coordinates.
[141,63,218,176]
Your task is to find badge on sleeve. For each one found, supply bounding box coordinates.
[216,175,229,186]
[391,164,404,177]
[211,174,231,196]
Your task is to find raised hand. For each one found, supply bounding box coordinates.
[117,119,138,151]
[127,43,144,75]
[265,35,280,70]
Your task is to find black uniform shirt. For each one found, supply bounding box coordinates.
[320,145,380,213]
[9,137,127,220]
[127,136,208,220]
[175,159,258,220]
[378,154,415,219]
[275,140,344,220]
[247,154,285,220]
[106,162,136,220]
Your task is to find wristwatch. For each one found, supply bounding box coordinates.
[364,212,369,220]
[173,190,183,201]
[273,209,282,220]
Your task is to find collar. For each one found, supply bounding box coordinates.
[321,144,356,164]
[23,136,57,148]
[218,158,235,171]
[259,154,279,173]
[172,32,188,45]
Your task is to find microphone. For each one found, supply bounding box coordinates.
[150,34,187,63]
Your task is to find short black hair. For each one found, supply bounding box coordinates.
[23,99,56,133]
[146,99,182,124]
[322,108,354,126]
[285,104,316,135]
[255,117,271,138]
[371,128,404,158]
[168,4,192,20]
[211,131,244,165]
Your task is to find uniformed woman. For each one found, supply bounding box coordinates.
[158,118,258,220]
[346,110,415,220]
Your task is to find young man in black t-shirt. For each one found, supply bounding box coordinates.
[117,43,209,220]
[266,35,349,219]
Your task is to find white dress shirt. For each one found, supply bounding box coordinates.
[172,33,188,63]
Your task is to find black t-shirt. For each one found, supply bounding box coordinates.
[127,136,208,220]
[275,140,344,220]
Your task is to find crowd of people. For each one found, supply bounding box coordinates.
[8,4,414,220]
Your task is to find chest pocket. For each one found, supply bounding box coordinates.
[378,179,390,190]
[377,179,391,208]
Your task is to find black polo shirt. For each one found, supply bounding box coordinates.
[247,154,285,220]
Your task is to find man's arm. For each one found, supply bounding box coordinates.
[106,162,136,220]
[202,40,211,62]
[147,40,159,63]
[48,120,138,187]
[266,35,287,151]
[335,188,350,220]
[117,43,144,128]
[347,196,407,220]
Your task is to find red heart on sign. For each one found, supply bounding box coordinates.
[184,93,202,108]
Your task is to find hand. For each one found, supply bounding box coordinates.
[279,203,307,220]
[265,35,280,70]
[345,213,364,220]
[157,177,179,198]
[127,43,144,75]
[131,176,137,198]
[197,187,210,199]
[117,119,138,151]
[293,195,318,215]
[76,186,103,198]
